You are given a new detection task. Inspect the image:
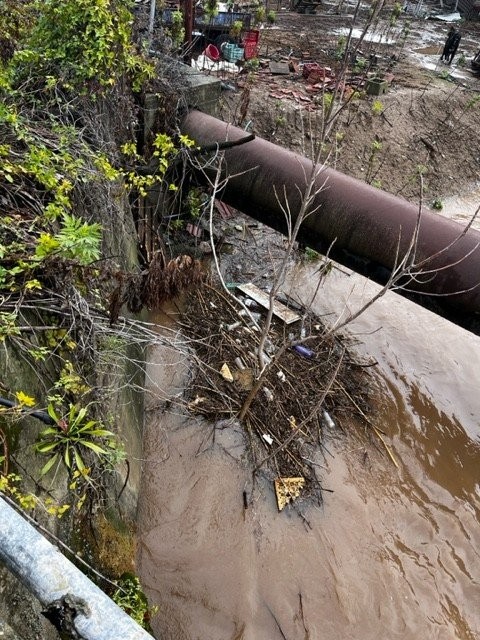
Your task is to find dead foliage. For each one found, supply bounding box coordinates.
[108,251,206,323]
[182,284,372,506]
[142,252,205,308]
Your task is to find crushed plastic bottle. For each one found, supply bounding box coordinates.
[263,387,274,402]
[293,345,314,358]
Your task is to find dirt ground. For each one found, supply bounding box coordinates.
[217,2,480,205]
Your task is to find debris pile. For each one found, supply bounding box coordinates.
[252,57,379,111]
[182,283,372,511]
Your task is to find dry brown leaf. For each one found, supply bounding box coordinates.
[220,363,234,382]
[234,368,254,390]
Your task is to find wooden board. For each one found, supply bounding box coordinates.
[237,283,301,325]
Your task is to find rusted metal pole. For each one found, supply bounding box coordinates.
[181,110,480,318]
[181,0,194,57]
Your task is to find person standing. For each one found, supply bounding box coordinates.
[440,26,461,64]
[447,29,461,64]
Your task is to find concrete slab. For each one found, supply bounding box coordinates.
[269,61,291,75]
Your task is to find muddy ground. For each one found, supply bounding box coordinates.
[217,1,480,205]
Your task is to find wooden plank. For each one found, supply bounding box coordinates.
[237,283,301,325]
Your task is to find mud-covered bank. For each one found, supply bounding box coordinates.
[220,5,480,203]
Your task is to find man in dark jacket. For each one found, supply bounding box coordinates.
[441,26,461,64]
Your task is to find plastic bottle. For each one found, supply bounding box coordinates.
[293,345,314,358]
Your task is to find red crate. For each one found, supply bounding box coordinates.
[243,29,260,44]
[244,41,258,60]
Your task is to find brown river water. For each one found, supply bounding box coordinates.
[137,257,480,640]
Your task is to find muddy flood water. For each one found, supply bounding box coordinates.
[137,257,480,639]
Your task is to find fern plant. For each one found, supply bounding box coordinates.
[35,213,102,265]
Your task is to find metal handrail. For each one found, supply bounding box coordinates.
[0,497,155,640]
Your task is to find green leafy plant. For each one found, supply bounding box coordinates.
[0,311,21,341]
[35,213,102,265]
[466,93,480,109]
[112,573,157,630]
[371,99,384,116]
[244,57,260,72]
[121,133,195,198]
[35,403,117,476]
[55,213,102,264]
[322,92,334,112]
[0,472,71,517]
[335,36,346,61]
[168,217,185,231]
[303,247,320,261]
[230,20,243,41]
[169,10,185,48]
[0,0,33,62]
[392,2,403,17]
[185,187,206,219]
[267,10,276,24]
[54,361,90,396]
[254,6,266,25]
[389,2,402,26]
[0,473,37,511]
[366,139,383,184]
[14,0,154,91]
[353,56,367,72]
[431,198,443,210]
[203,0,219,20]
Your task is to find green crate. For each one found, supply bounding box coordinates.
[223,43,244,62]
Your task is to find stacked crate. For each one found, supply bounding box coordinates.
[222,43,245,62]
[243,30,260,60]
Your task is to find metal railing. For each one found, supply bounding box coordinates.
[0,497,155,640]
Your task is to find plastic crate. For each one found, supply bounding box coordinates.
[222,43,244,62]
[244,41,258,60]
[243,29,260,43]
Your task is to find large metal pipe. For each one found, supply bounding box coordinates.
[0,497,155,640]
[181,110,480,320]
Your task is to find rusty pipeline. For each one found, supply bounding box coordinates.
[181,110,480,324]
